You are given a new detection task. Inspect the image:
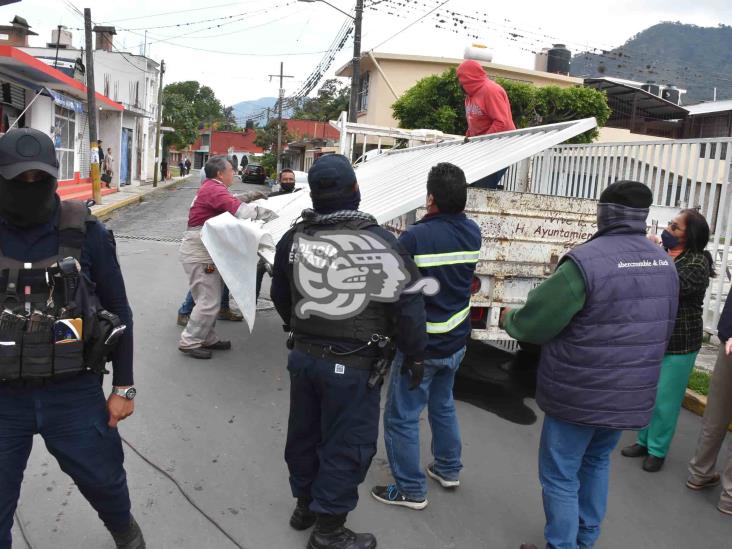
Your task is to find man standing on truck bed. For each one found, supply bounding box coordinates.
[456,59,516,189]
[500,181,679,549]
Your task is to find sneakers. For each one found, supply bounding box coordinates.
[426,464,460,488]
[686,473,721,491]
[218,308,243,321]
[177,313,189,327]
[109,516,146,549]
[371,484,427,510]
[179,347,212,359]
[717,504,732,517]
[621,443,648,458]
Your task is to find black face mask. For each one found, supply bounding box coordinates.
[0,174,58,228]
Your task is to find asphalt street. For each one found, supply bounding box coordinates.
[11,175,732,548]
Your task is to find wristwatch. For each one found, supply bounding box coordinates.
[112,386,137,400]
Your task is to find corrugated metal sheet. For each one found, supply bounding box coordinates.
[261,118,597,252]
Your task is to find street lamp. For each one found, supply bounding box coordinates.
[298,0,363,123]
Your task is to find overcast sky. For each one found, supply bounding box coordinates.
[7,0,731,112]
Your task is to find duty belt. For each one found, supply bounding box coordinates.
[293,340,376,370]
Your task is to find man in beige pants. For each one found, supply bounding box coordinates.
[687,297,732,516]
[178,156,275,359]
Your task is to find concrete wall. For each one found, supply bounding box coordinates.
[28,94,53,134]
[99,110,123,186]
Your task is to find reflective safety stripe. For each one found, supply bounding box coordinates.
[414,250,480,268]
[426,305,471,334]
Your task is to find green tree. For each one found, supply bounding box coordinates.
[292,79,350,121]
[254,120,292,153]
[162,81,225,150]
[219,106,240,131]
[391,67,610,143]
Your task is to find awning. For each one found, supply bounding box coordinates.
[584,78,688,120]
[46,88,83,113]
[259,117,598,254]
[0,45,122,111]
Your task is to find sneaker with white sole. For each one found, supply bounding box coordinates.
[426,464,460,488]
[371,484,427,510]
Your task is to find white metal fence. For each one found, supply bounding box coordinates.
[504,138,732,334]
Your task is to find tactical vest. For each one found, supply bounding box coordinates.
[289,218,394,344]
[0,201,122,383]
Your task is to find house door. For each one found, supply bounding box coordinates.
[120,128,132,184]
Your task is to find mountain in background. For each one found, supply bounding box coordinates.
[570,22,732,105]
[230,96,293,125]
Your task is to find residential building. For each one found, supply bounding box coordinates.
[0,34,123,200]
[335,51,582,128]
[282,118,340,171]
[19,23,161,189]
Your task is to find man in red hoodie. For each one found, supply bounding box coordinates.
[456,59,516,189]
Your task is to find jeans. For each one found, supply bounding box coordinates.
[285,349,380,515]
[0,373,132,549]
[383,347,466,500]
[178,284,230,315]
[539,415,622,549]
[471,167,508,189]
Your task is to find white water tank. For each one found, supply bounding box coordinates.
[535,48,550,72]
[464,43,493,63]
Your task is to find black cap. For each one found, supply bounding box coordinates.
[0,128,59,179]
[599,180,652,209]
[308,154,356,196]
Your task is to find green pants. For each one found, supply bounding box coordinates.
[638,352,698,458]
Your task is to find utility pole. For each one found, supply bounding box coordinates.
[348,0,364,123]
[53,25,62,69]
[269,62,293,177]
[153,59,166,188]
[83,9,101,204]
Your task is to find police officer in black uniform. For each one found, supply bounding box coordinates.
[0,129,144,549]
[271,154,427,549]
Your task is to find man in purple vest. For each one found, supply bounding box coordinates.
[500,181,679,549]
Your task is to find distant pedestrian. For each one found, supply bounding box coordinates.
[184,157,191,175]
[97,139,104,171]
[622,209,715,472]
[501,181,679,549]
[161,158,168,181]
[686,296,732,516]
[103,147,114,188]
[178,160,185,177]
[456,59,515,189]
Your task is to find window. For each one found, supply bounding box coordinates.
[53,105,75,180]
[201,134,210,147]
[358,71,369,112]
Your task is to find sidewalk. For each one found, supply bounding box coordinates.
[90,174,193,219]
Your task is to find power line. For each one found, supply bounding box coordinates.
[370,0,451,51]
[100,2,248,24]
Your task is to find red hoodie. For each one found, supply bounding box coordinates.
[456,60,516,136]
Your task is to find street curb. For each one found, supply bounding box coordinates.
[683,389,732,432]
[92,194,142,219]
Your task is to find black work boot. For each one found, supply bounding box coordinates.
[290,497,317,530]
[109,516,146,549]
[307,513,376,549]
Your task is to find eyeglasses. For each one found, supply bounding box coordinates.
[667,221,685,232]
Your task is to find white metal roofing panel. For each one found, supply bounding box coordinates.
[685,99,732,116]
[260,117,597,253]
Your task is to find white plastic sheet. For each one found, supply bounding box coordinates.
[201,213,274,332]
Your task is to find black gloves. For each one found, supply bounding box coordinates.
[401,357,424,390]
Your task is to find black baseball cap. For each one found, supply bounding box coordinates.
[0,128,59,179]
[599,180,653,209]
[308,153,356,196]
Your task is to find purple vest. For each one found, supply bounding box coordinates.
[537,225,679,430]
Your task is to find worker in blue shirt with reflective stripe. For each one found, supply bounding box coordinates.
[371,162,481,509]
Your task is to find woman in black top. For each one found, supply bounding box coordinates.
[622,209,715,472]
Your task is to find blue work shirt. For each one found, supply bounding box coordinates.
[398,212,482,358]
[0,197,134,386]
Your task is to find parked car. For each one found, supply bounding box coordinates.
[242,164,266,185]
